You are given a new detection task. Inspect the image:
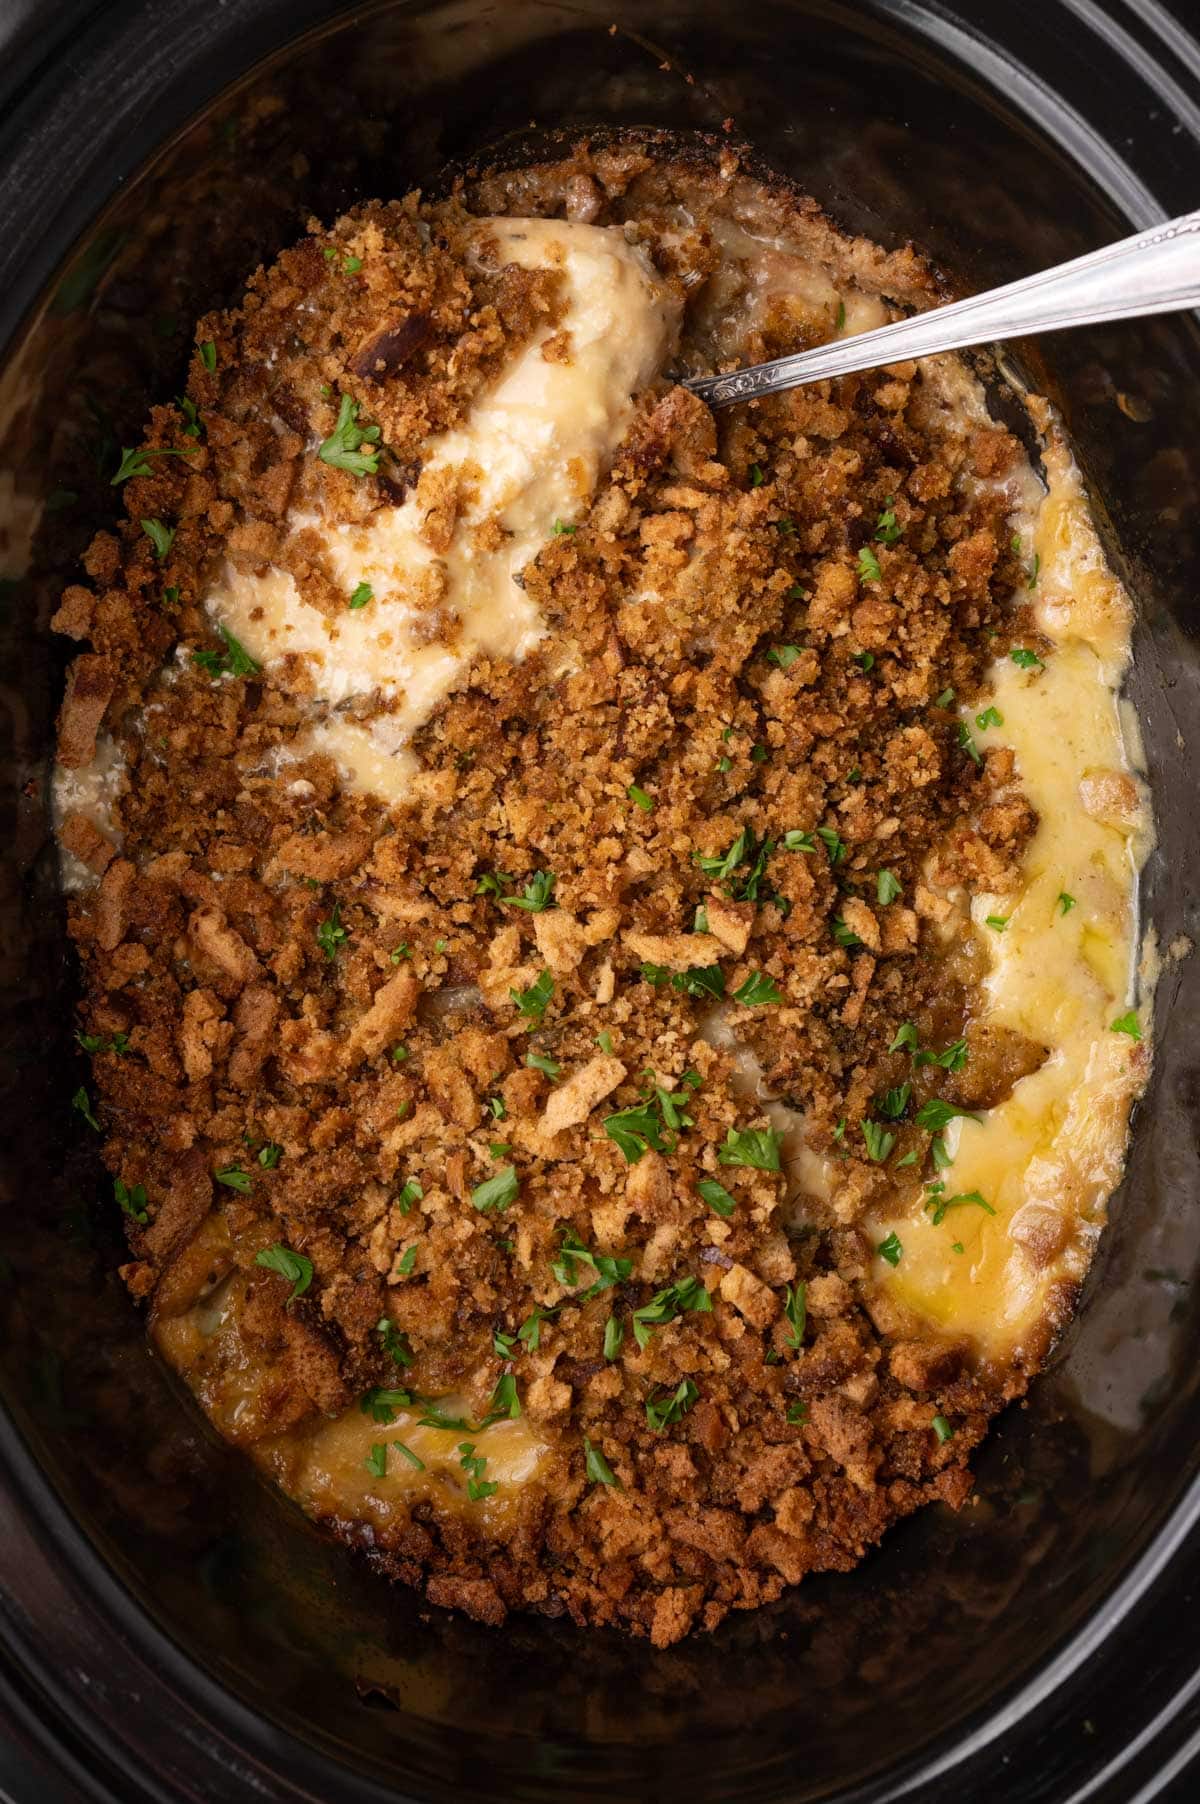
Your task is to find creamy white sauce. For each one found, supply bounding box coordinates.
[210,218,678,797]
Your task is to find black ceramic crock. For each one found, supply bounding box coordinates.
[1,2,1199,1799]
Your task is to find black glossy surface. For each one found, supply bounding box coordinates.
[0,2,1199,1800]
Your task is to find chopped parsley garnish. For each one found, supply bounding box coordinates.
[835,300,846,329]
[931,1135,953,1170]
[876,1083,912,1120]
[914,1099,982,1133]
[393,1441,425,1470]
[316,902,348,961]
[693,826,752,885]
[317,393,381,475]
[364,1443,388,1479]
[631,1275,711,1349]
[642,962,726,1002]
[377,1316,413,1369]
[397,1178,422,1214]
[192,623,259,679]
[114,1178,148,1224]
[750,464,765,487]
[816,826,846,865]
[493,1327,517,1357]
[551,1231,632,1296]
[889,1022,919,1053]
[876,869,902,905]
[517,1303,559,1351]
[584,1437,620,1486]
[932,686,956,708]
[254,1243,313,1302]
[348,581,373,609]
[215,1165,251,1193]
[112,446,190,485]
[693,904,710,933]
[646,1378,700,1434]
[596,1030,614,1054]
[852,650,875,672]
[924,1186,995,1227]
[471,1165,518,1213]
[976,706,1004,730]
[751,743,769,763]
[914,1037,969,1074]
[832,917,862,949]
[71,1085,100,1130]
[732,971,782,1006]
[391,1043,410,1064]
[861,1120,896,1163]
[257,1142,283,1168]
[857,545,882,584]
[510,969,553,1021]
[199,340,217,371]
[415,1405,471,1432]
[717,1126,782,1171]
[360,1387,412,1424]
[1111,1010,1142,1040]
[390,944,411,963]
[552,518,577,535]
[525,1051,561,1080]
[985,914,1009,931]
[877,1232,903,1267]
[1027,552,1041,590]
[489,1142,511,1158]
[873,499,903,544]
[603,1315,624,1360]
[786,1400,809,1424]
[782,829,816,853]
[396,1245,417,1277]
[956,721,982,765]
[932,1414,955,1444]
[140,518,175,560]
[627,784,655,812]
[697,1177,737,1217]
[476,870,515,898]
[767,645,802,669]
[1058,892,1077,915]
[485,1373,521,1423]
[1011,647,1044,670]
[504,870,556,912]
[76,1030,129,1055]
[487,1095,507,1121]
[783,1281,806,1349]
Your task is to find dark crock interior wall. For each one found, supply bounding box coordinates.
[0,3,1198,1800]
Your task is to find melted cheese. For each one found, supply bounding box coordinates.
[866,430,1149,1367]
[51,730,125,892]
[209,218,677,798]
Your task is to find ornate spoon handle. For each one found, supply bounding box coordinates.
[684,210,1200,408]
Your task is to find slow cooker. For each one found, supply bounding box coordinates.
[1,2,1199,1799]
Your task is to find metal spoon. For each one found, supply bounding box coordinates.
[684,209,1200,409]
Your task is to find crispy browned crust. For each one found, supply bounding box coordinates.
[57,144,1046,1646]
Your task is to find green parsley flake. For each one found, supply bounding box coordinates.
[767,645,802,669]
[1011,647,1044,670]
[318,393,381,476]
[504,871,556,912]
[857,545,882,584]
[348,580,373,609]
[783,1282,806,1349]
[377,1317,413,1368]
[877,1232,903,1267]
[924,1187,995,1227]
[1110,1010,1142,1040]
[956,721,982,765]
[215,1166,251,1194]
[112,446,190,485]
[552,518,577,535]
[889,1022,919,1054]
[782,829,816,853]
[985,914,1010,931]
[976,706,1004,730]
[627,784,654,811]
[732,971,783,1007]
[525,1051,561,1080]
[364,1443,388,1479]
[257,1142,283,1168]
[192,623,259,680]
[932,1414,955,1444]
[914,1098,982,1134]
[832,917,862,949]
[932,686,956,708]
[316,902,348,961]
[254,1243,313,1302]
[1058,892,1077,916]
[874,499,903,544]
[510,969,553,1021]
[852,649,876,671]
[584,1436,620,1486]
[603,1315,624,1360]
[397,1178,422,1214]
[114,1178,148,1224]
[471,1165,518,1213]
[645,1378,700,1434]
[876,869,902,905]
[596,1030,614,1054]
[140,518,175,560]
[697,1177,736,1217]
[717,1126,782,1171]
[817,826,846,865]
[486,1373,521,1422]
[392,1441,425,1470]
[396,1245,417,1277]
[360,1386,413,1424]
[861,1120,896,1163]
[787,1400,809,1424]
[199,340,217,371]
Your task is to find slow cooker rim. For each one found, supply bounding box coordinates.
[2,1,1200,1799]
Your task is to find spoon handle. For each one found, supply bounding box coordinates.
[685,209,1200,408]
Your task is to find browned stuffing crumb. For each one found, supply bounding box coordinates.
[56,140,1048,1648]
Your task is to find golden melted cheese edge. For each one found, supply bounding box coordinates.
[866,424,1151,1369]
